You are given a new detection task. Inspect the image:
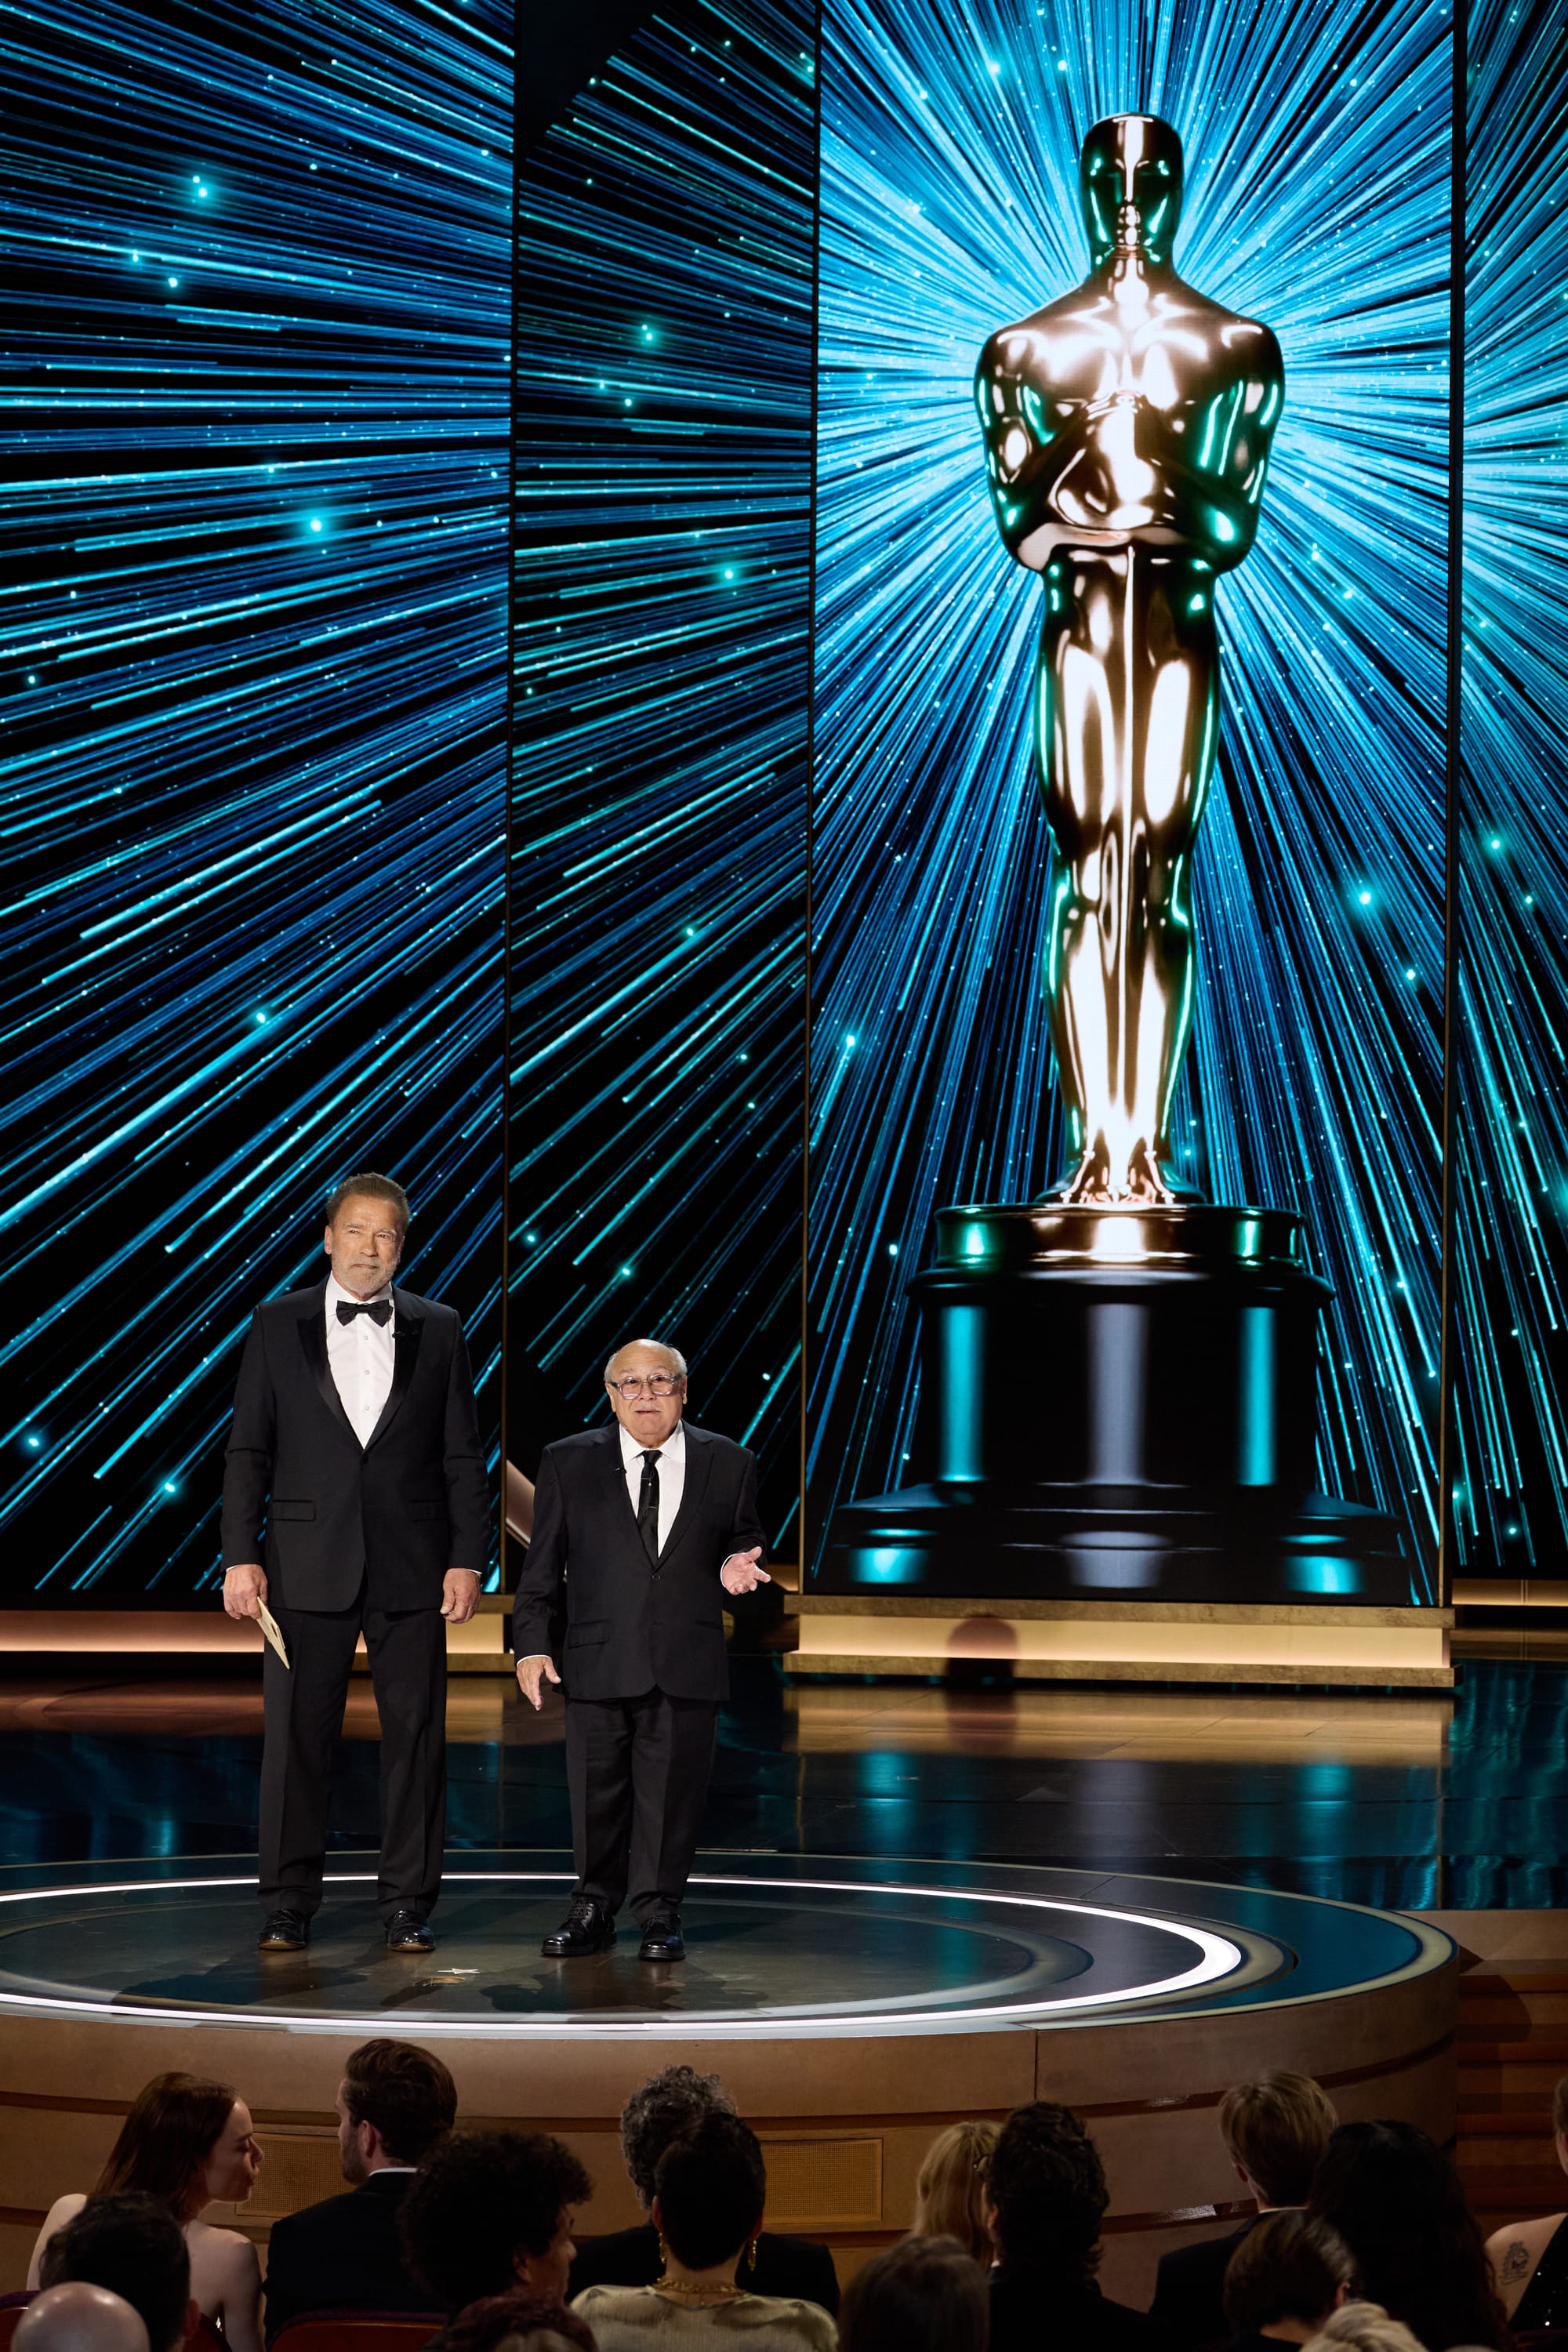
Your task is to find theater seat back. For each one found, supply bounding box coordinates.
[271,2312,441,2352]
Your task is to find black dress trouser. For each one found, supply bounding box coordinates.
[565,1688,718,1924]
[260,1578,447,1924]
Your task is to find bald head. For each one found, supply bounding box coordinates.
[16,2285,150,2352]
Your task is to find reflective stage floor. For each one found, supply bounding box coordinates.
[0,1652,1563,1911]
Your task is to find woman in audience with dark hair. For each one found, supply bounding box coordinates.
[1486,2072,1568,2326]
[438,2289,600,2352]
[1219,2210,1357,2352]
[27,2071,263,2352]
[572,2114,834,2351]
[1308,2122,1510,2352]
[401,2129,592,2334]
[839,2236,987,2352]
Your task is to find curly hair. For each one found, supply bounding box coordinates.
[653,2114,767,2271]
[1309,2122,1509,2352]
[1302,2302,1428,2352]
[399,2132,592,2316]
[619,2067,736,2209]
[985,2102,1106,2284]
[437,2293,597,2352]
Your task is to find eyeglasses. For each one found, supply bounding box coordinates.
[607,1374,683,1399]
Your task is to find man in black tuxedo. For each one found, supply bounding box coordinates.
[1149,2071,1337,2352]
[263,2038,456,2341]
[221,1172,488,1954]
[514,1338,768,1963]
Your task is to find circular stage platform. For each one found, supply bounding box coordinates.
[0,1853,1457,2304]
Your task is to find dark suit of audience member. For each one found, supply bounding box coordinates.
[222,1229,488,1932]
[1150,2220,1262,2352]
[263,2172,433,2342]
[989,2270,1159,2352]
[568,2224,838,2316]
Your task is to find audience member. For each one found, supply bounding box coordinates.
[29,2077,261,2352]
[13,2285,148,2352]
[1220,2210,1356,2352]
[572,2112,835,2352]
[1484,2071,1568,2325]
[839,2234,988,2352]
[985,2100,1156,2352]
[437,2291,598,2352]
[568,2065,838,2314]
[263,2038,456,2339]
[400,2129,591,2326]
[1300,2304,1427,2352]
[1152,2073,1339,2352]
[38,2194,194,2352]
[1309,2122,1508,2352]
[909,2123,1000,2265]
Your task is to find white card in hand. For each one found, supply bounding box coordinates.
[256,1600,290,1669]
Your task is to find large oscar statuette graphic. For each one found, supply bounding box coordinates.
[818,115,1405,1606]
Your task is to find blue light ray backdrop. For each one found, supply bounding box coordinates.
[807,0,1452,1593]
[1451,0,1568,1579]
[508,0,814,1542]
[0,0,510,1596]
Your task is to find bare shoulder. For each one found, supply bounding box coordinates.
[1486,2210,1563,2307]
[191,2221,262,2281]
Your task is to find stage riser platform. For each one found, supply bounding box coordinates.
[0,1911,1455,2308]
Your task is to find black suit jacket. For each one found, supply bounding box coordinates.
[1149,2220,1261,2352]
[568,2223,837,2315]
[263,2171,437,2340]
[221,1283,489,1611]
[512,1421,765,1702]
[989,2270,1160,2352]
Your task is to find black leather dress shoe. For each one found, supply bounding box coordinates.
[258,1909,308,1951]
[386,1909,435,1953]
[637,1914,685,1962]
[541,1897,616,1957]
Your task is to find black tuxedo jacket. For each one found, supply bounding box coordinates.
[263,2171,436,2340]
[1149,2220,1261,2352]
[512,1421,764,1702]
[568,2222,838,2314]
[221,1283,488,1612]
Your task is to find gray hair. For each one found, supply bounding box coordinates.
[604,1338,688,1383]
[619,2065,735,2207]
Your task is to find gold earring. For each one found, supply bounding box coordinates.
[658,2230,670,2273]
[746,2238,759,2274]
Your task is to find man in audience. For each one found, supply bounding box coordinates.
[986,2100,1156,2352]
[15,2285,149,2352]
[1219,2211,1356,2352]
[568,2063,839,2313]
[263,2039,458,2340]
[399,2129,592,2325]
[1151,2072,1339,2352]
[37,2194,194,2352]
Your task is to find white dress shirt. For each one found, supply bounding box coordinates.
[325,1272,396,1447]
[619,1420,685,1553]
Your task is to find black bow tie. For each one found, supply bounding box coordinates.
[336,1297,392,1326]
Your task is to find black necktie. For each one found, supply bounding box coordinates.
[336,1298,392,1326]
[637,1448,661,1564]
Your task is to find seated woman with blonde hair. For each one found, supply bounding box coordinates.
[1301,2304,1426,2352]
[28,2071,263,2352]
[909,2122,999,2266]
[573,2116,833,2352]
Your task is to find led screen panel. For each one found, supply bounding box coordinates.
[0,0,510,1598]
[808,0,1452,1596]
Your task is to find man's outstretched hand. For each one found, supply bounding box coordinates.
[223,1563,267,1621]
[517,1653,561,1710]
[720,1548,771,1595]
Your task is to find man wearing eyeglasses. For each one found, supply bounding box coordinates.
[513,1338,768,1962]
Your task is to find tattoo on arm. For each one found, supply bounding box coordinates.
[1501,2241,1533,2284]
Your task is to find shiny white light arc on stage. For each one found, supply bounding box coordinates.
[0,1869,1245,2038]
